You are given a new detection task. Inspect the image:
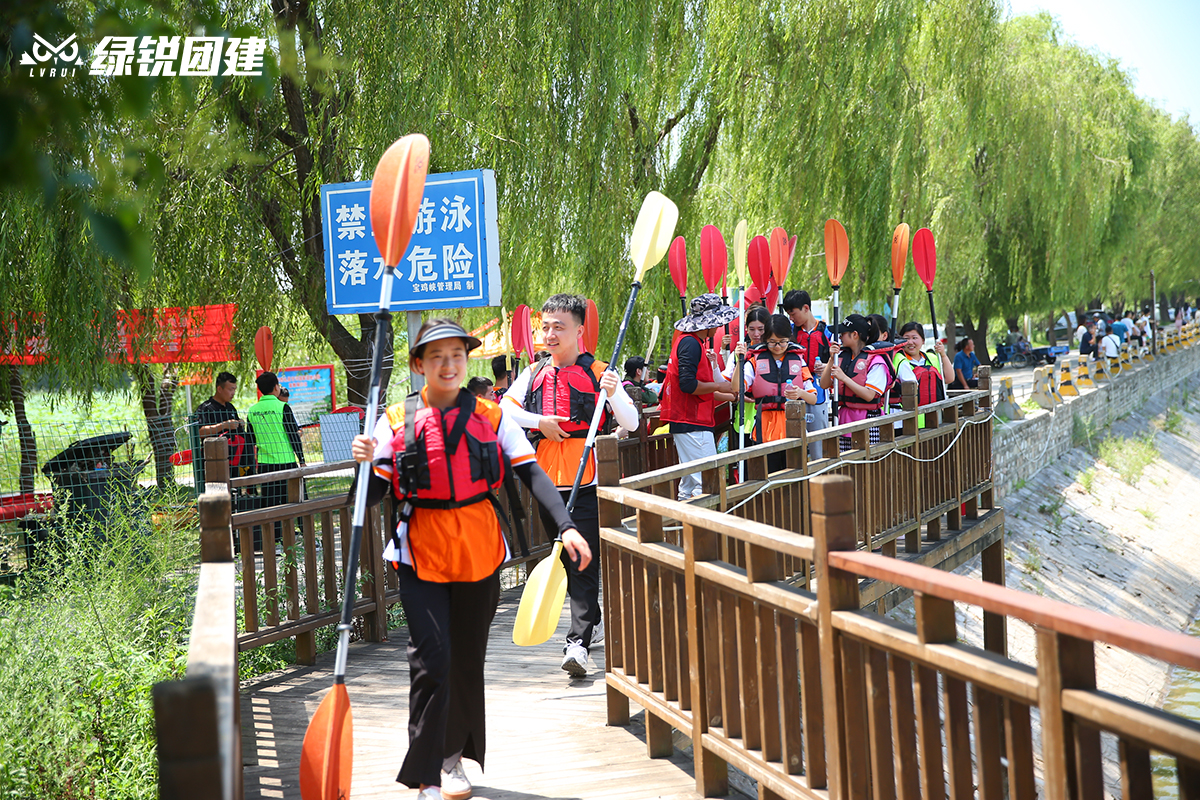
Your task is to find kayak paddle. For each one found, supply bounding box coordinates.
[700,225,726,293]
[300,132,429,800]
[669,235,688,318]
[912,227,937,341]
[644,314,661,364]
[583,297,599,354]
[891,223,910,325]
[513,191,678,647]
[733,218,748,482]
[824,219,849,422]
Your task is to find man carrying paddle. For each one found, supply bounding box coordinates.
[503,294,639,677]
[660,294,739,500]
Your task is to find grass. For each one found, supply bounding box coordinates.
[1138,508,1157,523]
[1078,468,1097,494]
[1073,414,1102,452]
[0,495,197,798]
[1021,542,1043,574]
[1163,407,1184,435]
[1097,433,1159,486]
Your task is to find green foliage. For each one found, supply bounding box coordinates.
[1163,407,1184,436]
[0,501,197,798]
[1078,467,1097,494]
[1097,432,1158,485]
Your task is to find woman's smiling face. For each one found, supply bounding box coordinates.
[414,338,469,393]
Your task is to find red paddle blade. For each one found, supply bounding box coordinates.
[700,225,727,293]
[254,326,273,373]
[583,298,599,354]
[300,684,354,800]
[766,281,780,314]
[748,235,772,296]
[743,284,763,307]
[511,304,531,360]
[369,134,430,267]
[769,227,788,286]
[786,235,798,274]
[824,219,849,287]
[891,223,910,290]
[668,236,688,297]
[912,227,937,291]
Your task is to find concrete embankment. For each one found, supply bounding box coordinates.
[891,365,1200,797]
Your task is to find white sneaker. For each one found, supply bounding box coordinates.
[440,759,472,800]
[561,643,589,678]
[591,619,604,644]
[417,788,443,800]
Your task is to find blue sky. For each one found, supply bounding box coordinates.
[1004,0,1198,121]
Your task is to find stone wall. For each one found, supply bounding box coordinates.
[992,342,1200,498]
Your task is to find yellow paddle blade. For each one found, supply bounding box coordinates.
[512,541,569,646]
[629,191,679,282]
[733,218,748,286]
[300,683,353,800]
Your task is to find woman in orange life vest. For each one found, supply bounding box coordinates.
[732,314,819,472]
[351,319,590,800]
[889,322,954,428]
[819,313,893,451]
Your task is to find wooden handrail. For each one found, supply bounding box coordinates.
[228,459,356,487]
[827,549,1200,670]
[597,485,815,560]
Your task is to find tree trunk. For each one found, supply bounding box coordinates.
[944,309,956,346]
[135,365,178,490]
[6,366,37,495]
[962,312,992,365]
[1047,312,1057,347]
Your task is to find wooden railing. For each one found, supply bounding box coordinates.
[152,472,242,800]
[597,473,1200,800]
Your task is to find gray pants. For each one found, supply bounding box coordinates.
[674,429,716,500]
[807,400,831,460]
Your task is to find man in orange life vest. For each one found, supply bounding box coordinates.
[503,294,639,677]
[660,294,739,500]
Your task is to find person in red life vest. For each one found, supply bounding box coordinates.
[661,294,738,500]
[782,290,833,460]
[351,320,590,800]
[732,314,819,472]
[502,294,639,678]
[819,314,895,451]
[890,322,954,428]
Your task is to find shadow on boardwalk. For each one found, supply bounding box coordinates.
[242,586,731,800]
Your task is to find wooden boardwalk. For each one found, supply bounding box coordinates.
[241,586,734,800]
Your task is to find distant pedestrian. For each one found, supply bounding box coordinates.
[1100,326,1121,360]
[467,376,494,398]
[622,356,658,406]
[949,338,981,390]
[781,290,832,459]
[1080,320,1097,359]
[660,294,737,500]
[196,371,249,476]
[245,371,306,549]
[490,355,512,400]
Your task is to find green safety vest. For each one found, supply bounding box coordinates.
[246,394,294,465]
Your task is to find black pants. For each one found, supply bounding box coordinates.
[538,485,601,652]
[248,461,296,550]
[396,563,500,789]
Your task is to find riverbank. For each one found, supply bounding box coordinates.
[891,369,1200,797]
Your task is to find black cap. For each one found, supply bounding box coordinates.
[833,313,870,338]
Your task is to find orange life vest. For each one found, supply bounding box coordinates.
[385,390,508,582]
[660,332,716,427]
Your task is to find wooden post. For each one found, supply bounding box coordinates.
[199,489,233,565]
[598,434,630,729]
[812,475,858,799]
[900,383,920,554]
[685,521,728,796]
[1037,630,1102,800]
[203,437,230,489]
[597,435,622,528]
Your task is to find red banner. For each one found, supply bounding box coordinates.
[0,304,239,365]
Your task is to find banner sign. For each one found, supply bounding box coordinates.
[0,304,239,365]
[320,169,501,314]
[277,364,336,427]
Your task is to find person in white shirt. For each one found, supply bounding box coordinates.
[1100,329,1121,360]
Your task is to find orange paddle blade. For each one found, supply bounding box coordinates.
[254,326,273,373]
[369,133,431,267]
[668,236,688,298]
[583,298,599,354]
[912,227,937,291]
[824,219,849,287]
[300,683,354,800]
[769,227,788,286]
[699,225,726,293]
[512,304,534,361]
[891,223,910,290]
[747,235,772,296]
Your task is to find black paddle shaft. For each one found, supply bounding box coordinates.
[927,291,939,342]
[565,282,642,513]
